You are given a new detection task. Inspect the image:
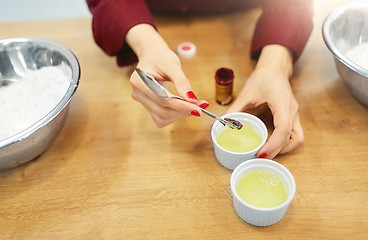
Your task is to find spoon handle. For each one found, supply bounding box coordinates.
[135,68,238,129]
[169,96,237,129]
[200,108,238,129]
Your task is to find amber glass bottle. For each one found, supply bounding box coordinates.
[215,67,234,105]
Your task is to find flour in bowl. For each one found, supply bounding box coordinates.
[0,66,70,141]
[345,42,368,71]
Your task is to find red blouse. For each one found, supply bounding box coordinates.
[86,0,313,66]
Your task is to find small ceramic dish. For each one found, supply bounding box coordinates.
[230,159,296,226]
[211,112,267,170]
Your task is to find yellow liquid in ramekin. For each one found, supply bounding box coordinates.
[236,170,288,208]
[216,124,261,153]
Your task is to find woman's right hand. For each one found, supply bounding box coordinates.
[126,24,209,127]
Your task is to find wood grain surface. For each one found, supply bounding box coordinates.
[0,0,367,239]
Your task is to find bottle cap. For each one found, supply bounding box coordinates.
[215,67,234,85]
[177,42,196,58]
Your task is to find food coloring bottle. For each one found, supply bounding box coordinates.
[215,67,234,105]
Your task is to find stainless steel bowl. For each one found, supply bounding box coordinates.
[0,38,80,171]
[322,1,368,107]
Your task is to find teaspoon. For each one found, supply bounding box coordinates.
[135,67,240,129]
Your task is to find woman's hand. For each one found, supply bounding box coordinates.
[226,45,304,159]
[126,24,209,127]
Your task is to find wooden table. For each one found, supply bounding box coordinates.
[1,1,367,239]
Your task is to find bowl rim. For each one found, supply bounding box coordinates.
[322,0,368,78]
[0,37,81,149]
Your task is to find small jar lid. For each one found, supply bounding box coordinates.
[177,42,196,58]
[215,67,234,85]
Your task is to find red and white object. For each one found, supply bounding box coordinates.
[177,42,196,58]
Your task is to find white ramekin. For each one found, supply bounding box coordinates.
[211,112,267,170]
[230,159,296,227]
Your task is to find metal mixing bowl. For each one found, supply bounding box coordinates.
[322,1,368,107]
[0,38,80,171]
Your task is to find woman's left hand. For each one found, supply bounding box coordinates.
[225,45,304,159]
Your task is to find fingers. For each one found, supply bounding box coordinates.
[224,83,265,115]
[138,95,185,127]
[279,114,304,154]
[131,42,207,127]
[225,95,251,115]
[257,101,290,159]
[149,59,199,104]
[257,112,304,159]
[223,78,304,159]
[130,71,208,127]
[134,90,202,127]
[164,68,199,103]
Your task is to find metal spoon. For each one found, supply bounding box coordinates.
[135,67,239,129]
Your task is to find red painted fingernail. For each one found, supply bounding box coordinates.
[191,110,200,117]
[259,153,268,158]
[186,91,197,100]
[199,103,209,109]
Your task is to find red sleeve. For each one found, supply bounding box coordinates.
[86,0,156,66]
[251,0,314,62]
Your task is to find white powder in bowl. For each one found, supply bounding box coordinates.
[345,42,368,71]
[0,66,70,141]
